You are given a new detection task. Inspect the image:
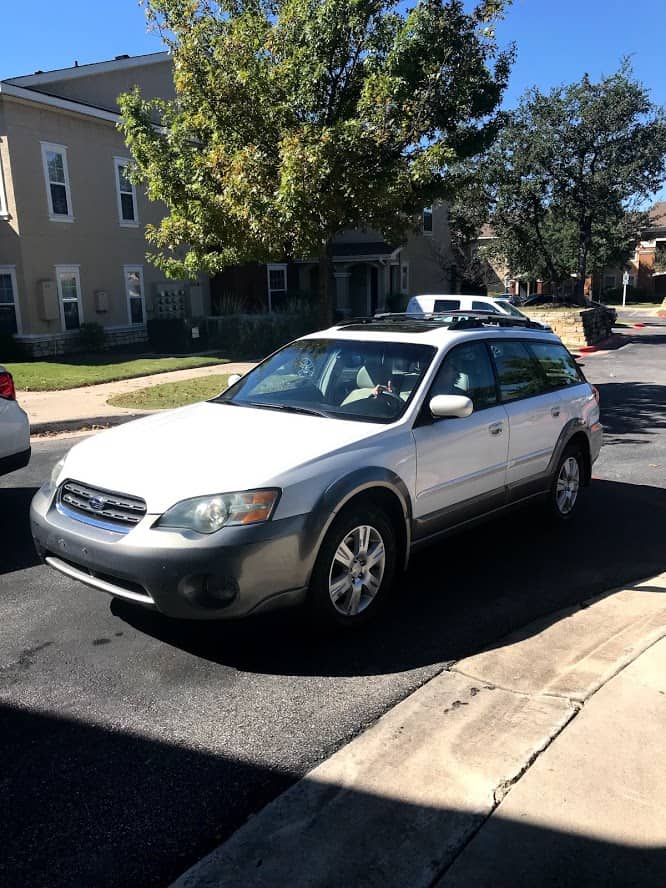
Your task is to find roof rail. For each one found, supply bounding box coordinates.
[336,311,546,331]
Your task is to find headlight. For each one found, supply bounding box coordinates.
[157,489,280,534]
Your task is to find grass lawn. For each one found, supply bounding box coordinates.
[7,355,229,391]
[107,374,230,410]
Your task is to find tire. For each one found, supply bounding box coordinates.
[548,444,584,521]
[308,503,398,630]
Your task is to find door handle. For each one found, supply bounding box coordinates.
[551,407,561,417]
[488,422,503,436]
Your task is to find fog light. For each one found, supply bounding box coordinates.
[179,574,239,608]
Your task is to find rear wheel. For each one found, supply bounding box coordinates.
[548,444,584,520]
[308,504,397,629]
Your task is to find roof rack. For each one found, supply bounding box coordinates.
[336,311,546,331]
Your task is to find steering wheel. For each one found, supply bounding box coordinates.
[375,390,402,412]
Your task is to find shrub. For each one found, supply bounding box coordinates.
[0,332,26,361]
[205,313,319,359]
[78,322,106,351]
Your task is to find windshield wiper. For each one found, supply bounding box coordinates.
[243,401,329,418]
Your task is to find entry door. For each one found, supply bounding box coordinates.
[412,341,509,537]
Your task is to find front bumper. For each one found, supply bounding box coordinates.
[30,485,312,619]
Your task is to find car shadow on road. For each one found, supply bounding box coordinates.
[2,701,666,888]
[112,478,666,679]
[0,486,40,575]
[598,380,666,443]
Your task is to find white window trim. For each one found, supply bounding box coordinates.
[267,263,287,312]
[114,157,139,227]
[422,206,433,236]
[400,261,410,295]
[0,151,8,219]
[0,265,22,334]
[123,265,146,326]
[41,142,74,222]
[55,265,83,331]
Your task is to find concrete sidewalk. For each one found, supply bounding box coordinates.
[173,573,666,888]
[19,362,255,435]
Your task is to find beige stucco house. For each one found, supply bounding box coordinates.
[0,51,209,356]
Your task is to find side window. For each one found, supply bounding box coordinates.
[429,342,498,411]
[433,299,460,312]
[472,300,499,313]
[528,342,583,389]
[489,340,544,402]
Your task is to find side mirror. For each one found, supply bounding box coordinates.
[227,373,242,388]
[429,394,473,419]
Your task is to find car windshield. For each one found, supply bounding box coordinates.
[214,338,436,423]
[498,302,528,318]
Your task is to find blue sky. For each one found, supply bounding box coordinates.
[2,0,664,110]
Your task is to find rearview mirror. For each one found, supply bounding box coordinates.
[227,373,242,387]
[429,394,473,419]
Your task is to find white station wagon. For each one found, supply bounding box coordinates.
[31,313,602,629]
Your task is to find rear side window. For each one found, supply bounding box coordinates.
[434,299,460,312]
[489,340,544,402]
[528,342,584,389]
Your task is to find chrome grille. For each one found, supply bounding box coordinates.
[58,480,146,532]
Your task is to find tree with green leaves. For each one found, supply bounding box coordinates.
[454,62,666,303]
[119,0,512,324]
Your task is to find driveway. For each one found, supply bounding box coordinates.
[1,321,665,888]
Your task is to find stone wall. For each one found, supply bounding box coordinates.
[18,326,148,358]
[523,305,614,348]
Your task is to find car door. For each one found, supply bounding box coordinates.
[412,341,509,539]
[487,339,567,494]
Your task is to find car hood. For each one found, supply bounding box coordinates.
[59,402,385,513]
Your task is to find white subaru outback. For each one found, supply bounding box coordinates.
[30,313,602,629]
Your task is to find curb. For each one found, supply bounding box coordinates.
[576,333,628,353]
[30,412,151,437]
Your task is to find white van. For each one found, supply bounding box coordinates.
[406,294,527,318]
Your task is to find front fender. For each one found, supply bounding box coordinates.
[298,467,413,577]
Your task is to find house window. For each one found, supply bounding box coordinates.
[124,266,145,324]
[41,142,73,221]
[55,266,83,331]
[267,264,287,311]
[0,267,19,334]
[400,262,410,294]
[0,153,8,218]
[422,207,433,235]
[114,157,139,226]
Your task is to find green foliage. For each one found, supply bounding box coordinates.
[120,0,513,322]
[205,312,319,358]
[450,61,666,301]
[78,322,106,352]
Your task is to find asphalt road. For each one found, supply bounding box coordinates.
[2,320,665,888]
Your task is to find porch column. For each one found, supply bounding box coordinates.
[536,279,543,295]
[334,270,352,317]
[378,263,391,312]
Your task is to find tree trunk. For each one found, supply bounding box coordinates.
[572,217,592,306]
[318,239,334,328]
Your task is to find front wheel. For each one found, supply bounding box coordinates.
[548,444,584,520]
[308,505,397,629]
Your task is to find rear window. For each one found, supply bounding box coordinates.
[528,342,584,389]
